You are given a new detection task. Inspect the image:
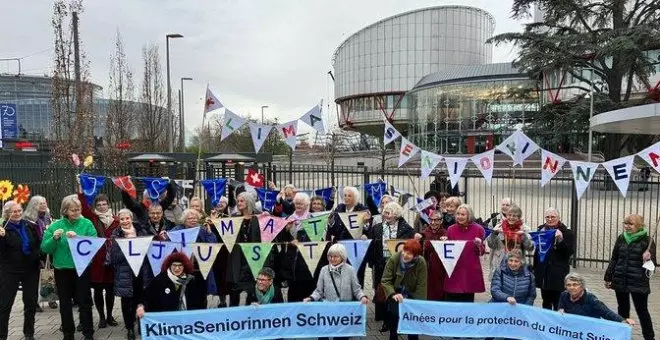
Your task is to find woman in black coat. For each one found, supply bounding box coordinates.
[533,207,574,311]
[605,214,656,340]
[137,252,195,316]
[0,201,41,340]
[227,192,261,306]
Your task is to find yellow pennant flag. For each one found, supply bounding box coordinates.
[296,241,329,276]
[192,243,223,280]
[338,212,368,239]
[385,239,407,256]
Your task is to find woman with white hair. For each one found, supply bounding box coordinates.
[326,186,370,242]
[273,183,297,217]
[486,204,533,279]
[227,192,261,306]
[363,201,414,327]
[23,196,57,310]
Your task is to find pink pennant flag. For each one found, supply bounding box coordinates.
[258,214,288,242]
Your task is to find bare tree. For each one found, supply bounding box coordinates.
[106,30,135,147]
[136,44,167,152]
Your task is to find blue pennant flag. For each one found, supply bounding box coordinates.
[148,241,178,276]
[314,187,334,204]
[484,228,493,239]
[256,188,279,212]
[339,240,372,271]
[200,178,227,206]
[168,227,201,258]
[364,182,387,208]
[142,177,170,201]
[529,230,556,262]
[79,174,106,206]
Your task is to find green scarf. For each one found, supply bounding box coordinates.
[623,228,648,244]
[255,284,275,304]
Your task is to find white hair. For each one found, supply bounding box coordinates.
[2,201,21,221]
[327,243,347,262]
[501,197,512,205]
[343,186,360,202]
[182,208,200,221]
[565,272,586,287]
[237,192,257,215]
[293,192,310,207]
[117,208,134,220]
[457,204,475,222]
[544,207,561,220]
[60,195,82,217]
[284,184,296,191]
[23,195,49,223]
[382,202,403,219]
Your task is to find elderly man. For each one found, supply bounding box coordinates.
[246,268,283,305]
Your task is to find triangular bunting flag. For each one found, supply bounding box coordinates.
[248,123,273,153]
[221,108,248,141]
[414,198,435,224]
[338,212,367,240]
[167,227,200,258]
[204,86,223,114]
[398,137,419,167]
[192,243,223,280]
[443,157,469,189]
[496,131,518,161]
[115,236,153,276]
[569,161,600,200]
[258,215,288,242]
[430,240,467,278]
[141,177,169,201]
[471,149,495,184]
[111,176,136,199]
[67,236,106,276]
[147,241,178,276]
[385,239,407,256]
[212,217,243,252]
[529,230,556,263]
[339,240,371,270]
[277,120,298,150]
[200,178,227,206]
[239,243,274,279]
[364,182,387,208]
[602,156,635,197]
[296,242,328,275]
[314,187,334,205]
[383,117,401,145]
[255,188,278,212]
[79,174,106,206]
[540,149,567,187]
[514,131,540,166]
[637,141,660,173]
[299,103,326,133]
[301,214,329,241]
[420,150,443,180]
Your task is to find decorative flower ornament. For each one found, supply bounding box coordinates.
[13,184,30,204]
[83,155,94,168]
[0,180,14,201]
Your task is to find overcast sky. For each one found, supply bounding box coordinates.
[1,0,528,137]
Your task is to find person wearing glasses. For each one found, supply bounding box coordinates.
[246,267,283,305]
[421,210,447,301]
[533,207,574,311]
[486,205,533,279]
[137,252,195,316]
[559,273,635,325]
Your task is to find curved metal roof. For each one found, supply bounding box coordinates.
[412,62,527,89]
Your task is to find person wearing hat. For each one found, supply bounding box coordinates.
[246,267,283,306]
[490,249,536,306]
[136,252,195,317]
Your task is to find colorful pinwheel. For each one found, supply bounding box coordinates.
[13,184,30,204]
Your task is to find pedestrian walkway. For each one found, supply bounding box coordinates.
[7,260,659,339]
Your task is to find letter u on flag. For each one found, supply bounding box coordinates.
[115,236,153,276]
[530,230,556,262]
[141,177,170,201]
[193,243,223,279]
[239,243,274,279]
[167,227,201,258]
[67,237,106,276]
[147,241,178,276]
[79,174,106,206]
[200,178,227,206]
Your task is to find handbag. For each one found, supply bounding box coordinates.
[374,283,388,303]
[39,255,58,302]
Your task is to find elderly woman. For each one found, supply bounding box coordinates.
[487,197,512,229]
[367,194,395,226]
[41,195,97,340]
[0,201,42,340]
[327,186,370,242]
[363,201,414,327]
[110,209,151,340]
[534,207,574,311]
[490,250,536,305]
[23,195,57,310]
[380,239,427,340]
[605,214,655,340]
[487,205,533,279]
[442,197,461,227]
[246,267,284,305]
[444,204,485,302]
[137,252,195,316]
[422,209,447,301]
[310,195,328,213]
[272,183,296,217]
[228,192,261,306]
[559,273,634,325]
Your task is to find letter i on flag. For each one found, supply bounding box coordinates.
[239,243,274,279]
[115,236,153,276]
[79,174,106,206]
[67,237,106,276]
[193,243,223,279]
[147,241,178,276]
[221,108,248,141]
[430,240,467,278]
[443,157,469,189]
[167,227,201,258]
[297,242,328,275]
[248,123,273,152]
[200,178,227,206]
[339,240,371,270]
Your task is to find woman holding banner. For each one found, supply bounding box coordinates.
[121,180,176,227]
[490,250,536,305]
[443,204,485,303]
[422,209,447,301]
[605,214,655,340]
[380,239,427,340]
[246,267,284,305]
[486,205,533,279]
[0,201,42,340]
[137,252,195,316]
[41,195,97,340]
[228,192,261,306]
[559,273,634,325]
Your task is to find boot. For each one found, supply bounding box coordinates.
[127,329,136,340]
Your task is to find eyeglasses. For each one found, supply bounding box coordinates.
[545,216,557,219]
[256,277,272,282]
[429,218,442,222]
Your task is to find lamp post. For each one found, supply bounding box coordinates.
[179,77,193,151]
[261,105,269,124]
[166,33,183,153]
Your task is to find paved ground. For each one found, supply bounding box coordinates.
[7,259,660,339]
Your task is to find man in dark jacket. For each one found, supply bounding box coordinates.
[122,180,176,232]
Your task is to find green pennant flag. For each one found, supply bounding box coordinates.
[301,214,329,241]
[239,243,274,279]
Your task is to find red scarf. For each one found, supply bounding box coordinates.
[501,219,522,251]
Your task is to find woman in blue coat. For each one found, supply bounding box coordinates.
[490,250,536,306]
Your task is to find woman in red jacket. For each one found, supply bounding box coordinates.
[421,210,447,301]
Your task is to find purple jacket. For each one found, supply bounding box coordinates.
[443,222,486,294]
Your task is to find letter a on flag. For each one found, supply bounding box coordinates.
[299,103,326,133]
[67,237,106,276]
[430,240,467,278]
[258,215,288,242]
[115,236,153,276]
[193,243,223,279]
[147,241,178,276]
[167,227,200,258]
[339,240,371,270]
[239,243,274,279]
[212,217,243,253]
[297,242,328,275]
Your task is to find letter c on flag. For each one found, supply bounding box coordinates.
[77,239,92,256]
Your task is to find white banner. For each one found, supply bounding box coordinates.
[540,149,567,187]
[115,236,153,276]
[420,150,443,180]
[430,240,466,278]
[602,156,635,197]
[277,120,299,150]
[443,157,469,189]
[471,149,495,184]
[570,161,600,200]
[248,123,273,153]
[299,103,326,133]
[67,237,106,276]
[220,109,248,141]
[398,137,420,167]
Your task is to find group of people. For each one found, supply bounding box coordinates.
[0,179,656,340]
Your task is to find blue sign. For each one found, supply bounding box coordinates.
[398,300,632,340]
[1,104,18,139]
[140,302,367,340]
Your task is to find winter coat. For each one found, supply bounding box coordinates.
[490,262,536,305]
[227,216,261,286]
[380,252,428,300]
[558,291,624,322]
[169,224,219,298]
[143,271,196,312]
[443,222,486,294]
[533,223,574,291]
[605,233,656,294]
[208,220,230,296]
[121,181,176,226]
[41,217,97,270]
[486,222,533,279]
[310,263,366,302]
[270,225,312,286]
[364,217,415,269]
[79,193,119,284]
[110,224,153,298]
[0,219,42,274]
[245,284,285,305]
[326,203,369,242]
[422,226,447,301]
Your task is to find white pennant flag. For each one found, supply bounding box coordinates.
[443,157,469,189]
[514,131,540,166]
[115,236,153,276]
[248,123,273,152]
[637,141,660,174]
[212,217,244,253]
[193,243,223,280]
[496,131,518,161]
[471,149,495,184]
[430,240,467,278]
[602,156,635,197]
[203,86,223,115]
[383,117,401,145]
[398,137,419,167]
[570,161,600,200]
[221,109,248,141]
[299,103,326,133]
[147,241,178,276]
[540,149,567,187]
[277,120,298,150]
[420,150,443,180]
[67,237,106,276]
[338,212,367,240]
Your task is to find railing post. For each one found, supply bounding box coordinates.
[463,174,469,204]
[362,165,370,203]
[569,177,579,268]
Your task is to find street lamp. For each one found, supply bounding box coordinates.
[179,77,193,151]
[166,33,183,153]
[261,105,269,124]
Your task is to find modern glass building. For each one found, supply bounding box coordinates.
[332,6,496,136]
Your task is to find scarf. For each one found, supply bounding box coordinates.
[623,228,648,244]
[501,219,522,251]
[167,269,190,310]
[329,262,343,274]
[121,225,137,238]
[399,255,418,274]
[36,212,50,239]
[5,220,31,255]
[255,284,275,304]
[95,208,114,227]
